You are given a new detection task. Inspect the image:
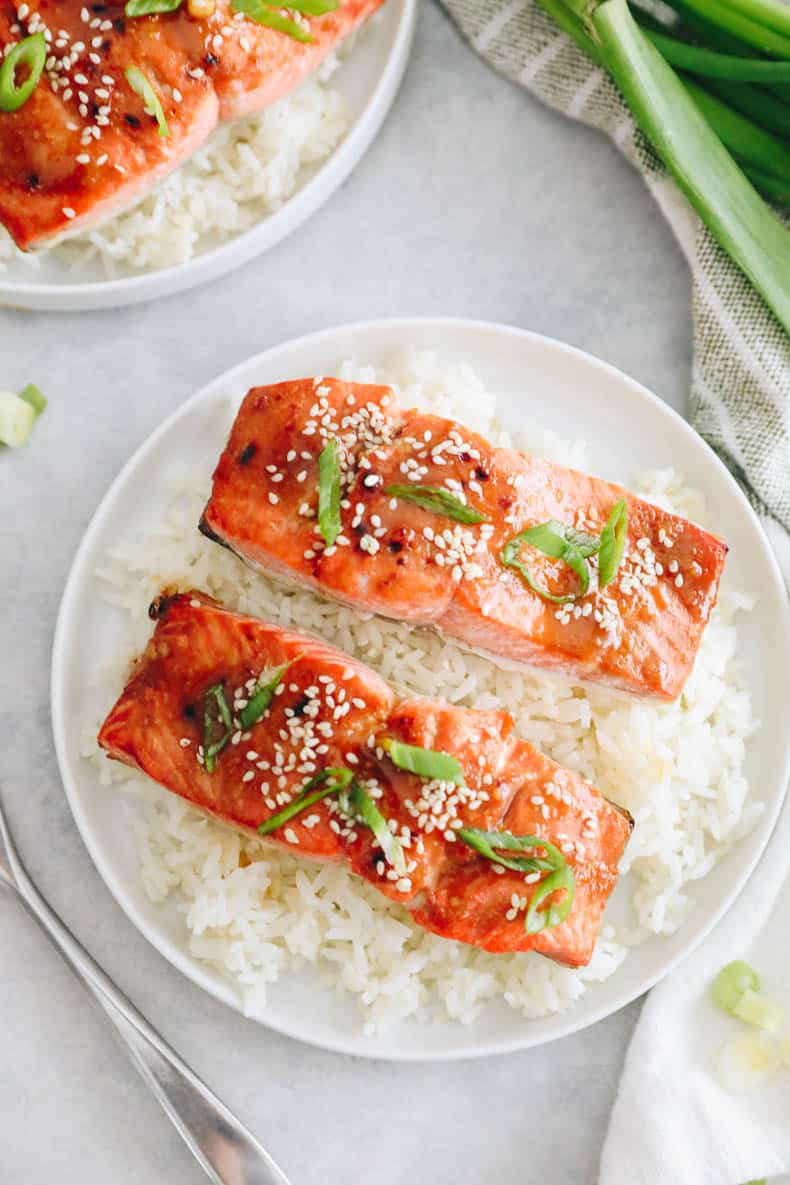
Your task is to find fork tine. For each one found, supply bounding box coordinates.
[0,791,21,890]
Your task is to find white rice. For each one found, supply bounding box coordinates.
[81,349,760,1032]
[0,50,347,276]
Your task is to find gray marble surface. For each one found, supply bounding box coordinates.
[0,3,694,1182]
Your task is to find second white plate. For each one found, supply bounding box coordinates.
[0,0,415,312]
[51,318,790,1059]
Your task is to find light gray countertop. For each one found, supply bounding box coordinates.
[0,3,694,1182]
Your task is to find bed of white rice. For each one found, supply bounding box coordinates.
[81,350,760,1033]
[0,51,347,276]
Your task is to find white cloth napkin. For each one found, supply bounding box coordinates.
[599,537,790,1185]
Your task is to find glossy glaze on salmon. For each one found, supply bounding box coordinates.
[98,591,633,966]
[0,0,382,249]
[200,378,728,700]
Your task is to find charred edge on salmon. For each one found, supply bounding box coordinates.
[198,514,239,557]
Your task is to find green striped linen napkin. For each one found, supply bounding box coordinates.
[439,0,790,580]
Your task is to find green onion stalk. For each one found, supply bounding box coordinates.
[535,0,790,332]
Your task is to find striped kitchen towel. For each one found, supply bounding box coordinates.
[439,0,790,576]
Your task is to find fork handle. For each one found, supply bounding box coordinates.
[1,821,291,1185]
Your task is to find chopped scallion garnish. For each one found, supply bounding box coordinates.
[231,0,313,42]
[456,827,566,873]
[0,392,36,448]
[257,767,353,835]
[19,383,46,417]
[317,438,342,547]
[711,959,761,1014]
[524,864,575,934]
[381,738,465,785]
[732,989,785,1032]
[457,826,574,934]
[125,66,169,138]
[338,779,406,876]
[125,0,183,15]
[501,519,598,603]
[239,662,291,730]
[202,683,232,774]
[0,33,46,114]
[597,498,628,588]
[384,484,487,525]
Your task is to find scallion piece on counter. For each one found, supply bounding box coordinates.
[0,33,46,113]
[501,519,599,603]
[231,0,313,42]
[19,384,46,417]
[711,959,760,1014]
[125,66,169,137]
[457,828,566,873]
[597,498,628,588]
[337,779,406,876]
[125,0,183,16]
[317,438,342,547]
[380,738,465,785]
[384,484,487,525]
[239,662,291,730]
[257,767,353,835]
[202,682,232,773]
[0,392,36,448]
[525,863,575,934]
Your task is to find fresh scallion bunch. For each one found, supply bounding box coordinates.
[536,0,790,331]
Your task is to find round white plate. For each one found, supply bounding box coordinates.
[0,0,414,313]
[52,318,790,1060]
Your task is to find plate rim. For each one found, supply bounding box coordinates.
[50,316,790,1060]
[0,0,416,312]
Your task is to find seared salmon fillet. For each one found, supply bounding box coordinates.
[0,0,382,249]
[201,379,728,700]
[98,591,633,966]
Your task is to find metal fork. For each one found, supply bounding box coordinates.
[0,790,292,1185]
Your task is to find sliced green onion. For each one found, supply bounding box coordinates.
[644,28,790,81]
[338,779,406,876]
[597,498,628,588]
[524,864,576,934]
[380,738,465,785]
[231,0,313,42]
[126,0,183,15]
[589,0,790,331]
[501,519,598,603]
[202,683,232,773]
[278,0,338,12]
[0,33,46,114]
[239,663,290,730]
[257,767,352,835]
[317,438,342,547]
[125,66,169,138]
[0,392,35,448]
[457,827,566,873]
[711,959,761,1014]
[684,77,790,184]
[701,79,790,143]
[384,484,487,525]
[19,384,46,417]
[732,988,785,1031]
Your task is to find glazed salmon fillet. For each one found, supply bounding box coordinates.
[200,378,728,700]
[0,0,382,249]
[98,591,633,966]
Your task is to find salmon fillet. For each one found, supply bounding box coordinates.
[98,591,633,966]
[201,378,728,700]
[0,0,382,249]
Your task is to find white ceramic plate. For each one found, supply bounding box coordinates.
[51,318,790,1060]
[0,0,414,313]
